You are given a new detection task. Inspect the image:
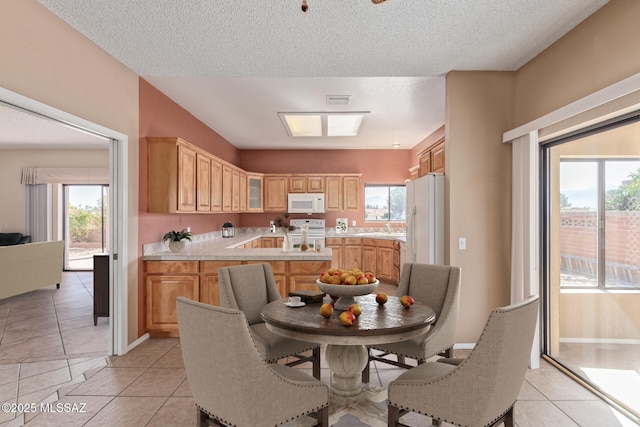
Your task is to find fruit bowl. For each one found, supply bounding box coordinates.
[316,279,379,310]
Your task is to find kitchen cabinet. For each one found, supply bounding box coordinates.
[418,137,445,176]
[210,158,223,212]
[222,165,233,212]
[409,165,420,181]
[288,175,307,193]
[343,238,362,270]
[196,153,211,211]
[200,261,242,307]
[264,175,288,212]
[232,168,240,212]
[247,174,263,212]
[145,261,199,336]
[325,176,342,211]
[393,240,401,283]
[376,240,395,283]
[343,175,360,211]
[325,175,361,211]
[307,176,325,193]
[289,261,331,293]
[261,236,284,248]
[326,237,343,269]
[361,239,377,274]
[147,137,198,213]
[238,170,247,212]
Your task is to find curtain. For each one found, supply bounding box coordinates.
[510,132,541,369]
[21,167,108,184]
[25,184,51,243]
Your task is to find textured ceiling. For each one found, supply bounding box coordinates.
[5,0,609,149]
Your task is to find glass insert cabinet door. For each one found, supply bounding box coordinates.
[544,119,640,419]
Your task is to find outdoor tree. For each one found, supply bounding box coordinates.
[560,193,572,209]
[606,167,640,211]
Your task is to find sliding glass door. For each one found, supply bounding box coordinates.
[544,119,640,418]
[63,184,109,270]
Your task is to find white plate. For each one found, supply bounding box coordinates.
[284,302,306,308]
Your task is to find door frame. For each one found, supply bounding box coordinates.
[0,86,129,356]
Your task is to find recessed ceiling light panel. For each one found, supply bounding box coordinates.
[279,111,369,138]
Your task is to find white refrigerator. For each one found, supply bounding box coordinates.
[406,172,445,264]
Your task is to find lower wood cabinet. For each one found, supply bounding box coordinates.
[145,259,330,337]
[326,237,399,284]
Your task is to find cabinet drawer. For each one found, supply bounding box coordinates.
[145,261,199,274]
[326,238,343,246]
[343,238,361,245]
[289,261,331,274]
[362,238,377,247]
[200,261,242,273]
[376,239,395,248]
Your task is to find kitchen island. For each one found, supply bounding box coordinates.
[143,232,332,337]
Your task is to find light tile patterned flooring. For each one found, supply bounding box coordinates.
[0,273,637,426]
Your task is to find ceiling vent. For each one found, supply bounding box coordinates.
[326,95,350,105]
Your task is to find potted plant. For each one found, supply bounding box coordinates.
[163,229,192,252]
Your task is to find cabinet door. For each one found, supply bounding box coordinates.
[177,144,197,212]
[200,261,242,307]
[210,159,222,212]
[289,261,331,293]
[325,237,343,269]
[232,168,240,212]
[419,151,431,177]
[343,175,360,211]
[431,140,445,173]
[288,175,306,193]
[264,176,288,211]
[376,246,394,282]
[247,175,263,212]
[362,243,377,273]
[196,153,211,211]
[343,239,362,270]
[307,176,325,193]
[239,171,247,212]
[325,176,342,211]
[146,275,199,336]
[260,237,276,248]
[222,165,233,212]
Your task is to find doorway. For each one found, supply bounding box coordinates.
[543,118,640,418]
[64,184,110,270]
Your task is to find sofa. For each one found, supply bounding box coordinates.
[0,240,63,300]
[0,233,32,246]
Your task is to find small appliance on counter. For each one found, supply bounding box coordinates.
[222,222,235,238]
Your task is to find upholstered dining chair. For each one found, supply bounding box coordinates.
[176,297,329,427]
[218,262,321,379]
[387,295,539,427]
[363,263,461,383]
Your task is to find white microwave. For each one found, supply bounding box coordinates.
[288,193,325,214]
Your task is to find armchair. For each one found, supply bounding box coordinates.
[218,262,321,379]
[387,296,539,427]
[363,263,461,383]
[176,297,329,427]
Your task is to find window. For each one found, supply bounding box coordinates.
[364,184,406,222]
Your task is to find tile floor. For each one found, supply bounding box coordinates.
[0,273,637,426]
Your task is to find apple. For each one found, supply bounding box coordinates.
[319,303,334,318]
[347,303,362,317]
[365,272,377,283]
[339,310,356,326]
[344,275,358,286]
[327,268,336,276]
[375,292,388,305]
[330,274,342,285]
[400,295,415,308]
[356,274,369,285]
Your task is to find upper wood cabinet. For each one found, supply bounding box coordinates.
[247,174,263,212]
[325,175,361,212]
[222,165,233,212]
[307,176,325,193]
[231,168,240,212]
[210,158,222,212]
[238,170,247,212]
[264,175,288,212]
[147,137,198,213]
[418,137,445,177]
[288,175,307,193]
[196,153,211,212]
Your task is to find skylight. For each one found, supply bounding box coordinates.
[278,112,369,138]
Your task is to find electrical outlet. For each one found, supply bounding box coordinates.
[458,238,466,250]
[352,220,356,227]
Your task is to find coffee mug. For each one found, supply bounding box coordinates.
[288,296,302,305]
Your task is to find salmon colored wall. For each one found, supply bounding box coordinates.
[238,149,413,229]
[138,78,241,336]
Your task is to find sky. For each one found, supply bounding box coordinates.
[67,185,105,209]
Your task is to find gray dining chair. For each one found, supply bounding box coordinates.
[218,262,321,379]
[363,262,461,383]
[387,295,539,427]
[176,297,329,427]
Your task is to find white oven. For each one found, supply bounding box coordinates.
[289,219,326,251]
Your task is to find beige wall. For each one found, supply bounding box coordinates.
[0,0,140,344]
[0,150,109,233]
[445,71,515,343]
[514,0,640,126]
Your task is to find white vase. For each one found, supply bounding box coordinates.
[168,240,186,252]
[282,233,292,252]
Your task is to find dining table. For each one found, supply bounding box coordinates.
[261,293,436,425]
